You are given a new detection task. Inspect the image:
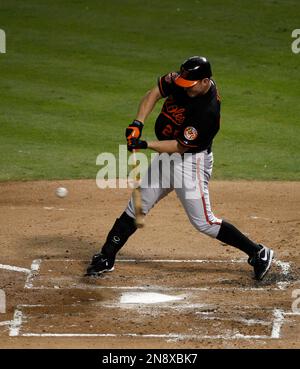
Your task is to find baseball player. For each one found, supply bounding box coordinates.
[86,56,274,280]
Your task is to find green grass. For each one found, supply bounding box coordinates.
[0,0,299,181]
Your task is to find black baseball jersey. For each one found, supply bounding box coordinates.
[156,72,221,153]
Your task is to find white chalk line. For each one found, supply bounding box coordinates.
[277,282,291,290]
[271,309,300,339]
[129,259,291,279]
[26,284,284,292]
[0,264,30,274]
[49,258,249,263]
[8,304,47,337]
[271,309,285,339]
[24,259,42,289]
[46,258,281,264]
[197,315,271,326]
[4,260,42,336]
[9,308,23,337]
[19,332,271,340]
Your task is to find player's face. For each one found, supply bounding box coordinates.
[185,79,210,97]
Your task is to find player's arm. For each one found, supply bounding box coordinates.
[135,85,163,123]
[125,86,163,141]
[147,140,187,154]
[127,139,187,154]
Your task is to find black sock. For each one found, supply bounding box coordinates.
[216,220,261,257]
[101,211,137,257]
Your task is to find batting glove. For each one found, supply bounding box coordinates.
[125,120,144,140]
[127,137,148,152]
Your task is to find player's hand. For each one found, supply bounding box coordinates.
[127,137,148,152]
[125,120,144,140]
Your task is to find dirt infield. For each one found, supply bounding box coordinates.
[0,180,299,348]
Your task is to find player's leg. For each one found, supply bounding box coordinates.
[86,154,173,276]
[125,153,174,219]
[174,151,222,237]
[216,220,274,280]
[175,151,273,280]
[85,211,137,275]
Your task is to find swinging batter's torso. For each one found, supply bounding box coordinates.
[155,72,221,153]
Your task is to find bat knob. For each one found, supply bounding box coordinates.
[135,217,145,228]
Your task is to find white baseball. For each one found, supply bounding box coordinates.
[55,187,68,198]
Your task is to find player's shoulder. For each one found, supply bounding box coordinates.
[158,72,179,97]
[201,82,221,120]
[204,80,220,111]
[210,79,221,102]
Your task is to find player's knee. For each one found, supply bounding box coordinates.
[191,219,221,238]
[126,200,149,219]
[125,201,136,219]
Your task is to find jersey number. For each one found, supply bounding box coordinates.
[162,124,173,137]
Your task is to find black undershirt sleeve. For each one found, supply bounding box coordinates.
[157,72,178,98]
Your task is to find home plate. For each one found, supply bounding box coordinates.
[120,292,185,304]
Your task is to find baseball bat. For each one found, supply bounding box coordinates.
[131,149,145,228]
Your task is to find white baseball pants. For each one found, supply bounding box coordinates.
[125,150,222,238]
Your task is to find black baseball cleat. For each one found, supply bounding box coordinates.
[85,253,115,276]
[248,245,274,281]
